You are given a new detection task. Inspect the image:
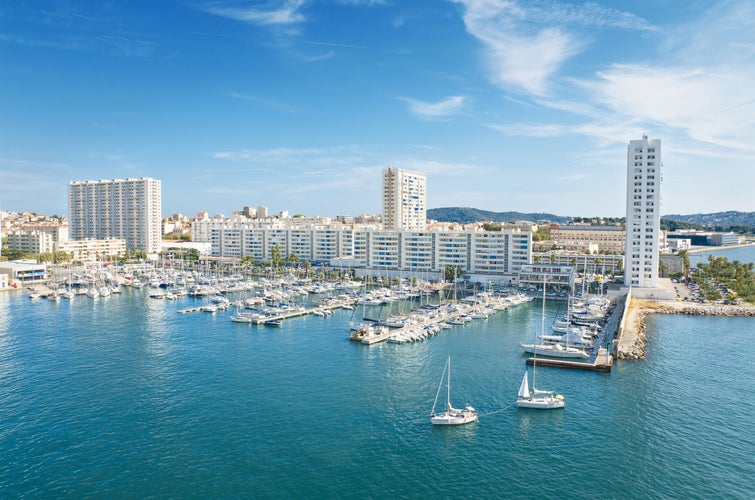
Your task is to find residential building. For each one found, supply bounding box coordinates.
[382,167,427,231]
[549,224,625,253]
[5,223,69,255]
[57,238,127,262]
[68,177,162,254]
[201,220,532,283]
[624,135,661,288]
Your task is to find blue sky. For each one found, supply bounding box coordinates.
[1,0,753,218]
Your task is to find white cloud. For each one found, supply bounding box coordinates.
[452,0,652,96]
[204,0,306,26]
[399,95,466,120]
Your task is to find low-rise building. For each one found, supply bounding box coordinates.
[666,238,691,253]
[518,264,575,293]
[708,232,741,246]
[549,224,625,253]
[57,238,127,262]
[0,261,48,285]
[533,252,623,277]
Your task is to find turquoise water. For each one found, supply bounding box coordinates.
[0,290,753,498]
[689,244,755,267]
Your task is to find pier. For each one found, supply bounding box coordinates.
[524,293,626,372]
[526,349,614,372]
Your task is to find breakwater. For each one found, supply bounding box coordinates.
[618,299,755,359]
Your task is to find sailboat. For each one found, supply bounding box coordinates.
[516,367,565,409]
[516,276,565,410]
[430,356,478,426]
[519,279,589,359]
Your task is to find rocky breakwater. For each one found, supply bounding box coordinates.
[618,299,755,360]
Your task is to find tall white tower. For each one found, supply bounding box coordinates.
[624,135,661,287]
[382,167,427,231]
[68,177,162,254]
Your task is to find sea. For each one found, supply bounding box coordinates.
[1,247,753,498]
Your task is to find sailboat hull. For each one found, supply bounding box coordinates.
[431,408,478,425]
[520,343,589,359]
[516,396,565,409]
[431,356,478,426]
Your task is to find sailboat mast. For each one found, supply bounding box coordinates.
[534,275,547,390]
[446,356,451,409]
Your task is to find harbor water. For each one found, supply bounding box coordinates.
[0,284,753,498]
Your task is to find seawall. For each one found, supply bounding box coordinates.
[618,299,755,359]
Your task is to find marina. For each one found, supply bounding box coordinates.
[1,275,753,498]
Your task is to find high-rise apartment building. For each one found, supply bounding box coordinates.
[68,177,162,254]
[382,167,426,231]
[624,135,661,287]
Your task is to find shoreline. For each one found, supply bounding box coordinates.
[618,298,755,359]
[687,242,755,253]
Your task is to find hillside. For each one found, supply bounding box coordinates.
[428,207,754,230]
[427,207,570,224]
[663,211,755,229]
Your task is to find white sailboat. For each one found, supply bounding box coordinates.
[516,366,564,409]
[520,342,590,359]
[516,276,565,409]
[430,356,478,426]
[520,278,589,359]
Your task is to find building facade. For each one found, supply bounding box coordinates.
[57,238,127,262]
[624,135,661,287]
[549,224,625,253]
[196,217,532,282]
[6,223,69,255]
[382,167,427,231]
[68,178,162,254]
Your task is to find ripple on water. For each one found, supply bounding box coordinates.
[0,291,753,497]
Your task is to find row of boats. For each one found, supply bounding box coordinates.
[350,292,534,345]
[432,286,613,425]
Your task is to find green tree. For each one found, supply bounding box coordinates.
[444,265,461,282]
[532,227,550,241]
[271,244,283,270]
[677,249,690,280]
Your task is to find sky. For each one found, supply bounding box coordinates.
[1,0,754,219]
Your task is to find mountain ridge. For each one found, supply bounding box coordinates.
[428,207,754,228]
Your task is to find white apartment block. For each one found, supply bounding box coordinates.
[382,167,427,231]
[68,177,162,254]
[58,238,127,262]
[625,135,661,288]
[6,224,69,255]
[199,220,532,281]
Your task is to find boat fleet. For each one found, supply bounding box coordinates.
[518,295,610,360]
[350,292,533,345]
[28,264,615,422]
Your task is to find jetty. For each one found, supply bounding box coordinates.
[526,348,614,372]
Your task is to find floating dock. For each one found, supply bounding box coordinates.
[526,352,614,372]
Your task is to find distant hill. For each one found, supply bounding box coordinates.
[428,208,754,231]
[427,207,570,224]
[663,211,755,229]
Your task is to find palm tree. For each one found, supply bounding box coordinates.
[677,250,690,280]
